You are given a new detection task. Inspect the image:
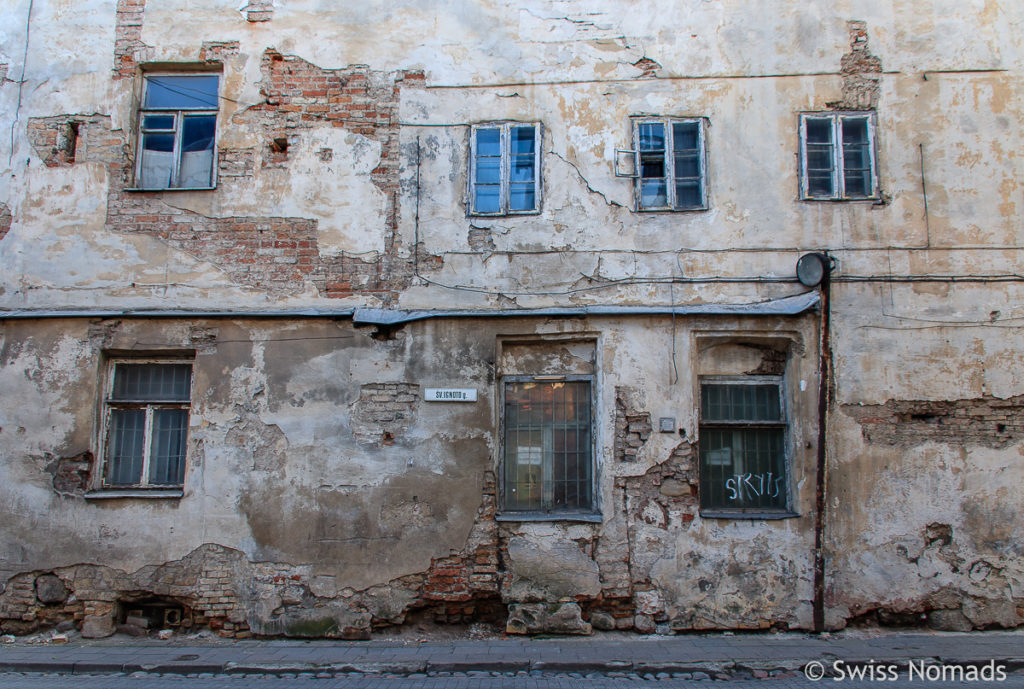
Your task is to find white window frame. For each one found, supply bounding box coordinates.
[697,375,793,517]
[133,72,220,190]
[468,122,542,216]
[615,116,708,211]
[799,111,879,200]
[100,359,194,489]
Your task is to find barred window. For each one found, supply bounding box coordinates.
[103,361,193,488]
[502,378,592,512]
[699,378,788,513]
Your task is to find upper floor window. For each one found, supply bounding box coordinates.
[469,122,541,215]
[135,74,219,190]
[799,112,877,200]
[618,118,707,211]
[102,361,193,488]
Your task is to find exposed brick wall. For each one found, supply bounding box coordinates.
[845,395,1024,448]
[350,383,420,446]
[828,20,882,110]
[113,0,146,79]
[27,115,121,168]
[102,49,427,301]
[0,203,11,242]
[245,0,274,22]
[614,386,651,462]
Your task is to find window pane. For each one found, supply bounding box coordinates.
[139,133,176,189]
[106,409,146,485]
[475,128,500,157]
[112,363,192,401]
[149,409,189,485]
[675,180,702,209]
[510,126,535,155]
[699,427,786,510]
[841,118,872,197]
[510,155,534,183]
[640,178,667,208]
[672,122,699,151]
[509,184,536,211]
[180,115,216,188]
[475,157,500,184]
[473,184,500,213]
[144,75,219,110]
[142,115,175,130]
[805,118,833,144]
[807,172,834,196]
[504,380,592,511]
[638,123,664,151]
[674,152,700,179]
[701,383,781,422]
[639,152,665,180]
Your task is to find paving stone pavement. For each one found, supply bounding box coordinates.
[0,629,1021,680]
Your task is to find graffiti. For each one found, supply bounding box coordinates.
[725,473,783,502]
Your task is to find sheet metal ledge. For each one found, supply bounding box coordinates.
[0,292,820,323]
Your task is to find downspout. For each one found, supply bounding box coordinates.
[812,264,832,632]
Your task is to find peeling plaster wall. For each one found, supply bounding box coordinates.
[0,0,1022,635]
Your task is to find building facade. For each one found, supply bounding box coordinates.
[0,1,1021,637]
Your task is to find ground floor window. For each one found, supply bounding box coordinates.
[103,361,193,488]
[502,378,593,512]
[699,377,788,512]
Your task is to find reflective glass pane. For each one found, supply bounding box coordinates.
[701,383,781,422]
[699,427,786,510]
[841,118,868,145]
[675,181,702,209]
[844,169,870,197]
[503,381,592,511]
[510,155,534,183]
[113,364,192,401]
[149,409,189,485]
[509,184,535,211]
[139,134,176,189]
[142,115,175,130]
[475,128,500,157]
[475,157,500,184]
[106,409,145,485]
[510,126,535,154]
[674,152,700,178]
[806,148,834,171]
[672,122,699,151]
[180,115,216,187]
[808,172,833,196]
[805,118,832,144]
[144,75,219,109]
[640,179,667,208]
[474,185,500,213]
[638,123,664,151]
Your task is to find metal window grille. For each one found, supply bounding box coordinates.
[502,379,592,512]
[698,378,788,511]
[135,74,219,190]
[104,362,193,487]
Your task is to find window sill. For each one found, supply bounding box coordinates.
[84,488,184,500]
[467,211,541,218]
[496,511,603,523]
[799,196,880,203]
[699,510,800,521]
[636,207,709,213]
[124,187,216,193]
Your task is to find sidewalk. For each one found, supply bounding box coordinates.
[1,630,1022,677]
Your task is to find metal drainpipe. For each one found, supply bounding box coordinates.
[812,265,832,633]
